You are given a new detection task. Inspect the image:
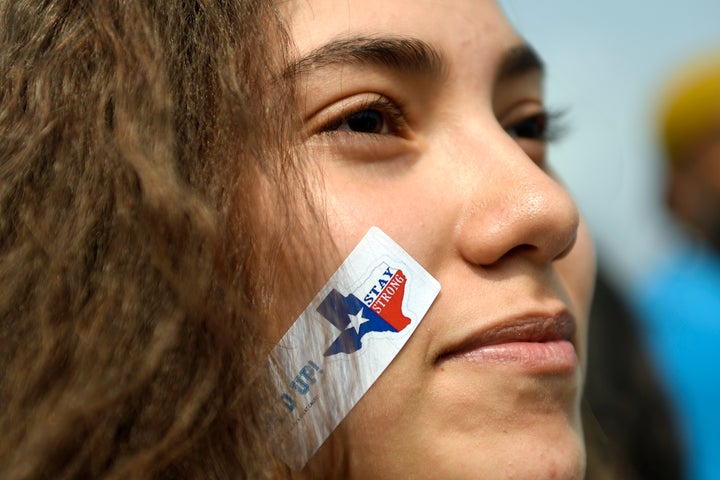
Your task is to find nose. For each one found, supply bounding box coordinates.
[454,130,580,268]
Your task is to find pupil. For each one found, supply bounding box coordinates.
[346,110,383,133]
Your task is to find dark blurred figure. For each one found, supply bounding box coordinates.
[633,55,720,480]
[584,268,685,480]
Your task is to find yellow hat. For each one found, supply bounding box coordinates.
[660,55,720,168]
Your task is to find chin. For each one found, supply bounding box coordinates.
[338,411,586,480]
[427,419,586,480]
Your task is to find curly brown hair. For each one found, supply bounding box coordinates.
[0,1,323,478]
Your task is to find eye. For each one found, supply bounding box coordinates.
[305,94,416,163]
[315,97,408,137]
[506,112,547,140]
[505,110,565,143]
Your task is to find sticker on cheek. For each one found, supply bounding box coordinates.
[264,226,441,469]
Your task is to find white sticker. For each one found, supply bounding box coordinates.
[264,227,441,469]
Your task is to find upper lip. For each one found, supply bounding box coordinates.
[436,310,577,362]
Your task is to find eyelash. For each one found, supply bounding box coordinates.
[505,110,567,143]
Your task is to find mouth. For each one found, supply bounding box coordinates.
[436,312,578,373]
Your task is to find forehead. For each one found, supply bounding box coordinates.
[284,0,522,74]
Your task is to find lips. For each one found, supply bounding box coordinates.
[436,312,578,372]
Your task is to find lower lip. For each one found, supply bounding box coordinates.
[446,340,578,373]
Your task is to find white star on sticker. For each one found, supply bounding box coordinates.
[346,307,370,334]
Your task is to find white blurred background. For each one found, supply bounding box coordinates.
[499,0,720,293]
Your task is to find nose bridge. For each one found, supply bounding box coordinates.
[453,125,580,268]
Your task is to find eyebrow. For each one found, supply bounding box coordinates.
[496,44,545,81]
[286,36,445,79]
[286,35,543,85]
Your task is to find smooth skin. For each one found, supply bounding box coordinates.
[283,1,596,478]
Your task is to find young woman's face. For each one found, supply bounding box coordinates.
[283,0,595,478]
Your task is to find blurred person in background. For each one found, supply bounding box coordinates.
[634,55,720,480]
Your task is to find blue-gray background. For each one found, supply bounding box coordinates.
[499,0,720,293]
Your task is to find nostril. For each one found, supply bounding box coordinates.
[471,222,578,268]
[476,244,536,270]
[507,243,536,258]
